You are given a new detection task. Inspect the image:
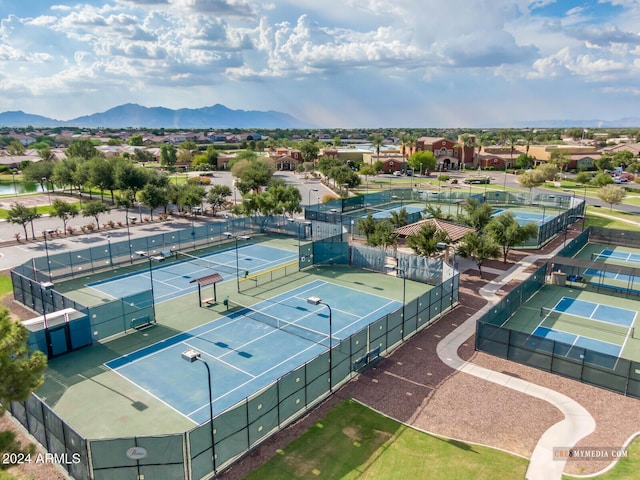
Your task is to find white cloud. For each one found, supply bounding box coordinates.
[0,0,638,125]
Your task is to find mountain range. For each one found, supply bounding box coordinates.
[0,103,305,129]
[515,118,640,128]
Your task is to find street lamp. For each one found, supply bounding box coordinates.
[308,188,318,207]
[181,349,216,473]
[223,232,251,292]
[306,296,333,392]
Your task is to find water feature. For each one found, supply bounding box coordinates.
[0,179,49,196]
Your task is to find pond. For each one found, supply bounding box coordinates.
[0,179,49,196]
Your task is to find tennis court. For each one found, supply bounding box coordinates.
[492,208,547,225]
[531,297,637,360]
[88,244,297,304]
[592,248,640,264]
[105,279,401,424]
[367,204,424,219]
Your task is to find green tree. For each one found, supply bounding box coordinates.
[389,207,409,228]
[232,158,275,194]
[129,134,144,146]
[456,231,500,278]
[7,203,41,240]
[82,201,110,229]
[299,140,320,163]
[160,144,178,167]
[51,199,79,234]
[22,161,55,191]
[138,184,167,220]
[114,162,149,200]
[423,204,454,221]
[406,223,450,257]
[367,220,396,248]
[6,139,25,155]
[591,172,614,187]
[206,185,233,216]
[549,150,570,172]
[597,184,626,211]
[515,153,534,169]
[595,156,613,172]
[0,308,47,416]
[458,197,493,231]
[408,151,437,175]
[370,135,384,166]
[517,170,545,193]
[177,183,206,212]
[134,149,155,164]
[67,139,99,160]
[269,183,302,217]
[87,157,117,202]
[37,145,55,162]
[357,214,376,240]
[485,212,538,263]
[575,171,593,184]
[537,163,560,181]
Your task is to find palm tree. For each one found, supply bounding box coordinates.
[399,134,410,172]
[371,135,384,167]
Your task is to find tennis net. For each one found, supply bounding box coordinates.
[175,250,240,277]
[228,300,332,347]
[539,306,633,339]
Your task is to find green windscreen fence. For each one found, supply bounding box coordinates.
[14,270,459,480]
[475,256,640,400]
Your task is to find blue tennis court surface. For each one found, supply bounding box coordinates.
[594,248,640,264]
[553,297,636,327]
[492,209,547,225]
[105,279,402,424]
[532,326,622,358]
[369,205,423,219]
[88,244,297,303]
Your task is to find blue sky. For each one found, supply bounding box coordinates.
[0,0,639,127]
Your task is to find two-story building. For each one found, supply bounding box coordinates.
[416,136,475,171]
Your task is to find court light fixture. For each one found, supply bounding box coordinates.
[306,296,333,393]
[181,349,216,472]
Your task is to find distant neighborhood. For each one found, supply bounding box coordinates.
[1,126,639,176]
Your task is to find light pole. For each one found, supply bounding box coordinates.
[105,234,113,267]
[11,169,17,196]
[138,252,157,321]
[223,232,251,292]
[181,349,216,473]
[42,231,52,281]
[308,188,318,207]
[306,296,333,393]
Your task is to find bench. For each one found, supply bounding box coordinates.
[202,298,216,306]
[161,250,173,258]
[130,316,154,330]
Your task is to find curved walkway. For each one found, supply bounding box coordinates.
[436,253,596,480]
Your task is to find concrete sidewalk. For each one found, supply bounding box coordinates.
[436,254,596,480]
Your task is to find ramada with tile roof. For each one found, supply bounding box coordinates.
[394,218,474,246]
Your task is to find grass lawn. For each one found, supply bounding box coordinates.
[585,208,640,231]
[243,400,528,480]
[563,436,640,480]
[0,274,13,297]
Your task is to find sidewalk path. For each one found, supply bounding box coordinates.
[436,253,596,480]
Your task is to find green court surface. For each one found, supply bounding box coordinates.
[502,284,640,364]
[37,236,430,439]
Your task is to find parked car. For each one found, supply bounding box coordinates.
[393,170,402,176]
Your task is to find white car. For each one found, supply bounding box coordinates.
[393,171,402,176]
